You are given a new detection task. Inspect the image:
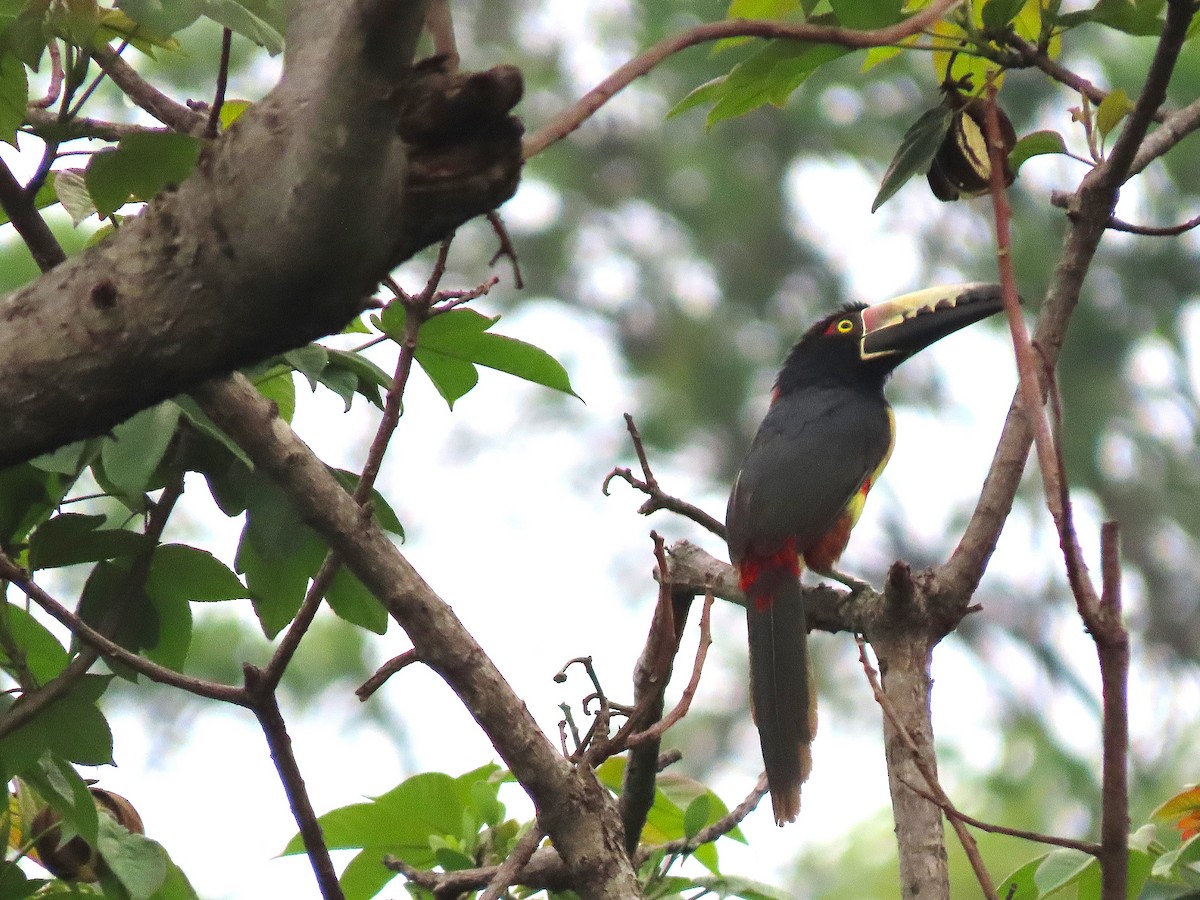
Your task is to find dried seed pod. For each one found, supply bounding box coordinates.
[927,87,1016,201]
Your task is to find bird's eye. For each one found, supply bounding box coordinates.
[836,318,854,334]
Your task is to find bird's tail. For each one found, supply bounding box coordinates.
[742,555,816,825]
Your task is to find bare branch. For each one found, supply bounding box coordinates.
[480,824,545,900]
[357,649,421,700]
[522,0,963,158]
[243,666,343,899]
[1004,35,1168,124]
[0,552,247,707]
[93,44,206,134]
[604,414,726,537]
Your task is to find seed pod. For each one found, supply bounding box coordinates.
[927,88,1016,201]
[30,787,144,883]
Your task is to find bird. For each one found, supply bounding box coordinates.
[725,283,1006,825]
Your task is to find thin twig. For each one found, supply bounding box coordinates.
[637,774,770,862]
[356,649,420,700]
[1004,35,1169,125]
[522,0,962,158]
[207,28,234,138]
[898,777,1102,855]
[603,414,726,537]
[486,211,524,289]
[261,239,447,688]
[30,40,64,109]
[1105,212,1200,236]
[625,586,712,748]
[93,43,206,134]
[244,666,344,900]
[0,158,67,272]
[0,551,248,707]
[480,824,544,900]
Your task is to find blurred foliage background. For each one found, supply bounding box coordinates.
[9,1,1200,895]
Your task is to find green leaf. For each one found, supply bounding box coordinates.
[706,41,847,125]
[667,76,729,120]
[19,753,100,846]
[86,133,202,217]
[197,0,285,54]
[0,603,69,684]
[100,402,181,498]
[147,544,249,603]
[404,309,579,406]
[79,562,161,663]
[0,463,69,546]
[97,814,169,899]
[0,675,114,772]
[146,861,201,900]
[284,771,467,865]
[325,567,387,635]
[329,469,404,538]
[338,849,399,900]
[0,861,33,898]
[1055,0,1166,35]
[29,439,92,475]
[173,396,254,469]
[235,497,325,638]
[997,856,1044,900]
[726,0,799,17]
[218,98,252,129]
[0,52,28,146]
[872,104,954,212]
[324,348,392,409]
[28,513,146,569]
[683,794,711,839]
[413,348,479,407]
[284,345,330,389]
[114,0,202,35]
[1096,88,1133,141]
[1008,129,1067,173]
[829,0,901,29]
[252,368,296,422]
[981,0,1026,31]
[54,169,97,225]
[143,580,192,671]
[1034,847,1096,895]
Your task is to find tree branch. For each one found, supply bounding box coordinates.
[0,3,523,468]
[192,373,642,899]
[522,0,963,158]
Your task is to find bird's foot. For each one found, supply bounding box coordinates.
[815,567,871,594]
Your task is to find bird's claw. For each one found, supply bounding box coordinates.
[817,568,871,595]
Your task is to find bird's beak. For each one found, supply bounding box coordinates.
[859,283,1008,360]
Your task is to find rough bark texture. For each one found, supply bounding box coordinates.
[192,374,644,900]
[0,0,522,468]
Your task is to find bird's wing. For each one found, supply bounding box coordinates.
[726,386,892,562]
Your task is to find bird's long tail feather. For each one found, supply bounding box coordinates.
[744,559,815,825]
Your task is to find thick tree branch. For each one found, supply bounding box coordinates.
[192,373,642,900]
[0,0,522,468]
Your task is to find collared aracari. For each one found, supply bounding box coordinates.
[726,283,1005,825]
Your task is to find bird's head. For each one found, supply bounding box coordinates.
[775,283,1008,396]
